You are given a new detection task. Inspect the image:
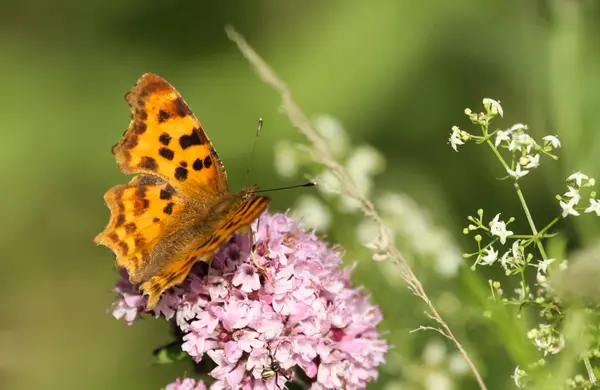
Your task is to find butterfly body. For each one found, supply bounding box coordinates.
[95,73,270,309]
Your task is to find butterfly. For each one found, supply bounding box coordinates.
[94,73,270,310]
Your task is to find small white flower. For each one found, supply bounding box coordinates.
[507,164,529,179]
[480,247,499,265]
[567,171,589,187]
[511,240,523,263]
[489,213,513,244]
[509,123,528,132]
[585,198,600,216]
[563,186,581,204]
[542,135,561,148]
[494,129,512,147]
[509,132,536,153]
[534,334,551,350]
[523,154,540,169]
[500,241,523,271]
[537,258,555,275]
[449,126,465,152]
[500,251,512,270]
[512,366,526,388]
[483,98,503,117]
[560,198,580,218]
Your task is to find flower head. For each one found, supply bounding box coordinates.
[537,258,555,275]
[585,198,600,216]
[495,129,512,147]
[479,247,498,266]
[512,366,527,388]
[567,171,590,187]
[112,212,387,390]
[489,214,513,244]
[542,135,561,149]
[563,186,581,204]
[483,98,503,117]
[522,154,540,169]
[508,132,536,154]
[507,164,529,179]
[560,198,580,218]
[449,126,466,152]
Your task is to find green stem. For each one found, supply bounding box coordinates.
[514,182,548,260]
[484,135,551,261]
[538,217,561,236]
[486,139,511,172]
[584,356,597,384]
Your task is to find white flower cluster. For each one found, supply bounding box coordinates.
[512,365,528,388]
[363,193,463,276]
[558,172,599,218]
[448,98,563,181]
[277,115,463,276]
[449,125,470,152]
[471,214,555,278]
[276,115,385,231]
[527,324,565,356]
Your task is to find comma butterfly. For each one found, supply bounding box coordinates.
[94,73,270,309]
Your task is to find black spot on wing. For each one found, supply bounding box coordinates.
[192,158,203,171]
[203,156,212,168]
[158,109,170,123]
[174,167,188,181]
[123,135,138,150]
[163,202,175,215]
[135,109,148,121]
[118,241,129,255]
[173,97,192,117]
[159,133,172,146]
[135,186,146,198]
[115,214,125,227]
[159,147,174,160]
[179,130,202,150]
[159,190,172,200]
[133,122,147,134]
[134,234,145,247]
[138,156,158,171]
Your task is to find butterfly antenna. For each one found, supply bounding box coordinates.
[245,118,263,185]
[256,182,316,193]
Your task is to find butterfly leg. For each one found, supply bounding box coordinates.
[206,258,213,278]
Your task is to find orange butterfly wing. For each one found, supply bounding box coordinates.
[96,73,270,310]
[94,175,185,284]
[112,72,227,198]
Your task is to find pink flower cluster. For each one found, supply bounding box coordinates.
[112,212,388,390]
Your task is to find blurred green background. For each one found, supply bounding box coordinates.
[3,0,600,389]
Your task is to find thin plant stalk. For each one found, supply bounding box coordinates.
[225,25,488,390]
